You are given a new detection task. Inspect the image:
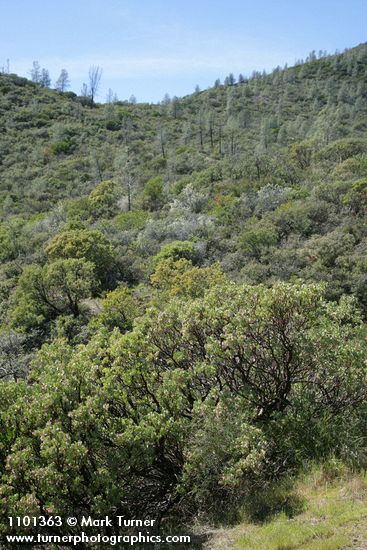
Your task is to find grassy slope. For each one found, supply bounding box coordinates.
[206,466,367,550]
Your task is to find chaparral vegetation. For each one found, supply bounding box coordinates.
[0,43,367,547]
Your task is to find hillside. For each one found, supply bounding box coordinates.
[0,44,367,546]
[1,44,367,314]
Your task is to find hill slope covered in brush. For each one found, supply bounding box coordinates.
[1,44,367,318]
[0,44,367,543]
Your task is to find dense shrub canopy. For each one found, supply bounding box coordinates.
[0,44,367,536]
[0,282,366,533]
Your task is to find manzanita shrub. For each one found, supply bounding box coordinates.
[0,282,366,535]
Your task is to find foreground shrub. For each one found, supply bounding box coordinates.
[0,281,366,535]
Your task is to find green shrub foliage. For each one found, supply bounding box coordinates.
[0,44,367,535]
[0,282,366,533]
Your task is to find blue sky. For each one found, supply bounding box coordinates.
[1,0,366,103]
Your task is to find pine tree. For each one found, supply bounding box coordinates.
[55,69,70,92]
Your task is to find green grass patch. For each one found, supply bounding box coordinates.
[208,463,367,550]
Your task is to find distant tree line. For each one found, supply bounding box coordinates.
[28,61,104,104]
